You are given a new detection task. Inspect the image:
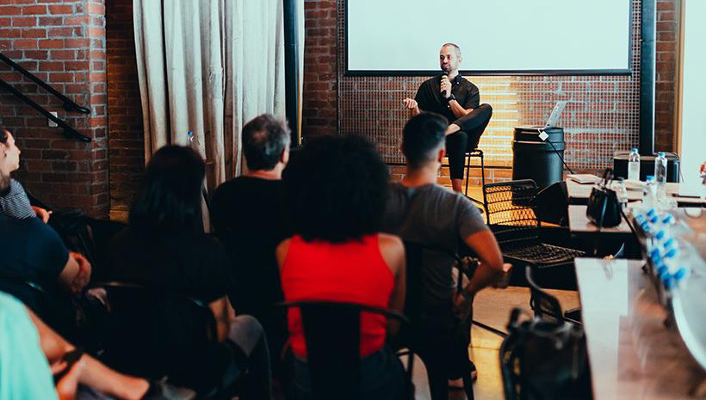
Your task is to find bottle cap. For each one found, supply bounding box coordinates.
[658,152,665,157]
[664,248,677,258]
[646,175,655,182]
[664,238,675,248]
[655,230,665,240]
[647,208,656,217]
[632,147,638,152]
[673,268,687,281]
[662,214,674,224]
[657,265,668,278]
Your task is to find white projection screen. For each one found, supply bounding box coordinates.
[346,0,632,75]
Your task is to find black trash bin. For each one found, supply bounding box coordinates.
[512,125,565,188]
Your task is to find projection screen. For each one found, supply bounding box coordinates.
[346,0,633,75]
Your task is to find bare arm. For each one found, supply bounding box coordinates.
[209,296,235,342]
[459,229,506,298]
[58,252,92,296]
[27,307,150,400]
[448,99,473,118]
[378,233,406,336]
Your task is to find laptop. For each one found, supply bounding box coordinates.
[544,101,568,128]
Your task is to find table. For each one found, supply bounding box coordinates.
[568,205,632,234]
[575,258,706,399]
[566,179,706,206]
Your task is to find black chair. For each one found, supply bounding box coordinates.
[482,179,585,289]
[465,148,486,207]
[277,300,412,400]
[94,281,240,399]
[525,266,581,326]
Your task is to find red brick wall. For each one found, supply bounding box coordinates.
[302,0,681,184]
[106,0,143,211]
[655,0,678,152]
[302,0,338,138]
[0,0,109,217]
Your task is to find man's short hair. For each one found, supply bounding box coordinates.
[0,126,8,143]
[441,43,462,58]
[242,114,291,171]
[402,113,448,169]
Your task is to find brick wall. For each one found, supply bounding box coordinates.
[106,0,143,211]
[0,0,109,217]
[302,0,681,184]
[302,0,338,138]
[655,0,678,152]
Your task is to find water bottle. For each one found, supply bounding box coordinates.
[654,152,668,186]
[628,148,640,181]
[643,176,657,210]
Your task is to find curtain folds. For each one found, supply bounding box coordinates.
[134,0,293,187]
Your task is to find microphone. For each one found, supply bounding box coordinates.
[440,71,448,96]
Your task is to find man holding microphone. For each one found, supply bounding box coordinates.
[403,43,492,193]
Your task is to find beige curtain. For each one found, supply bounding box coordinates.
[133,0,295,186]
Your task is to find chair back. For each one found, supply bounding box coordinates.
[524,266,563,324]
[402,241,470,322]
[277,300,408,400]
[95,281,218,382]
[483,180,541,249]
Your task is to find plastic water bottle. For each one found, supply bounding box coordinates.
[628,148,640,181]
[643,176,657,210]
[654,152,668,186]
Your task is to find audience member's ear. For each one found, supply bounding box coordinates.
[281,147,290,165]
[437,148,446,163]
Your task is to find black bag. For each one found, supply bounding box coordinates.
[500,308,591,400]
[586,168,622,228]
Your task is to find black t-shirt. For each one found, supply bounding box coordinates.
[415,73,480,124]
[0,213,68,292]
[108,227,233,392]
[211,177,290,316]
[109,228,231,302]
[0,214,78,339]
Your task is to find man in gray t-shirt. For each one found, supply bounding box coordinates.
[382,113,505,400]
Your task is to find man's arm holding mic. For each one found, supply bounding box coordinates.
[441,74,473,119]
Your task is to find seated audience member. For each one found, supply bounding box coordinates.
[0,290,194,399]
[109,145,271,399]
[0,127,50,222]
[277,135,407,400]
[0,129,92,342]
[381,113,506,400]
[211,114,291,371]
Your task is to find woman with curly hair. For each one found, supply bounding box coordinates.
[277,135,408,399]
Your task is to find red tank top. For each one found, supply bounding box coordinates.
[280,234,395,358]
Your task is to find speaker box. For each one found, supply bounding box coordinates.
[613,152,680,182]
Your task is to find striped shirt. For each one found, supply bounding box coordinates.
[0,179,35,219]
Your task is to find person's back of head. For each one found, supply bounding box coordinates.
[285,134,388,243]
[402,113,448,170]
[243,114,291,171]
[129,145,205,234]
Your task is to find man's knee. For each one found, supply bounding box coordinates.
[478,103,493,120]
